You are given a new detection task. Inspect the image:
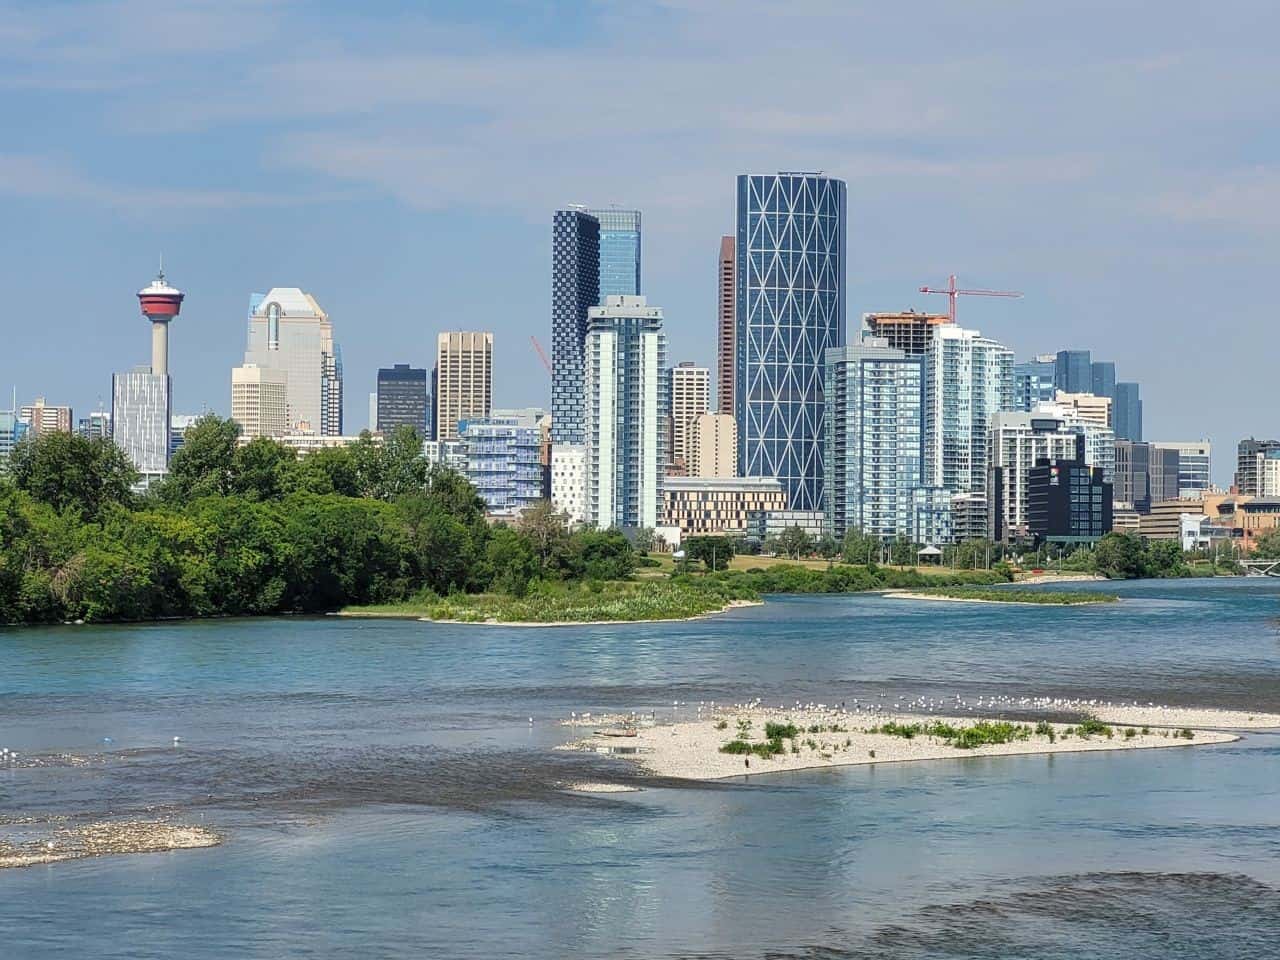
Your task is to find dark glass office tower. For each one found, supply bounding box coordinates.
[551,209,601,444]
[376,364,429,437]
[1054,350,1092,393]
[1090,361,1116,400]
[1113,382,1142,441]
[735,172,847,512]
[584,208,641,300]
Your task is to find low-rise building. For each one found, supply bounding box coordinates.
[662,477,786,537]
[1138,499,1198,540]
[951,493,988,543]
[279,433,367,456]
[1111,504,1142,534]
[747,509,826,546]
[458,416,543,519]
[1053,390,1112,429]
[423,438,468,473]
[550,444,587,525]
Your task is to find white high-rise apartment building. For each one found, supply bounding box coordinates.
[244,288,342,435]
[922,325,1015,497]
[669,363,710,472]
[231,364,289,440]
[435,331,493,442]
[112,367,170,482]
[690,413,737,478]
[550,444,588,525]
[584,296,667,530]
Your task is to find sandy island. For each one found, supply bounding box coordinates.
[338,599,764,627]
[883,591,1109,606]
[0,820,221,869]
[562,702,1280,782]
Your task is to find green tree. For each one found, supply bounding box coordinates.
[571,528,637,580]
[842,528,879,566]
[1251,528,1280,560]
[230,437,298,501]
[1143,538,1188,578]
[890,535,917,567]
[485,526,538,596]
[778,525,813,560]
[9,431,137,520]
[287,446,359,497]
[684,535,734,571]
[1091,532,1146,579]
[817,534,840,560]
[163,415,241,501]
[517,499,571,574]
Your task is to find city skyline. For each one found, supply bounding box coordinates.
[4,3,1279,485]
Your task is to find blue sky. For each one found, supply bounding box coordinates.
[3,0,1278,483]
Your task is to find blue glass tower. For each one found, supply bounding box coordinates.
[1014,356,1057,412]
[585,208,641,299]
[735,172,847,512]
[1054,350,1092,393]
[1114,382,1142,441]
[551,210,600,444]
[1090,361,1116,400]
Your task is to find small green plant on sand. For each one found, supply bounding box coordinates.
[1074,717,1113,739]
[1177,728,1195,740]
[715,719,728,730]
[765,722,799,740]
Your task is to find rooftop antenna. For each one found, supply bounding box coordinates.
[158,252,165,282]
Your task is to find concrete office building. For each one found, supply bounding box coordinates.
[717,236,736,415]
[112,367,170,481]
[1054,390,1111,429]
[231,363,289,440]
[669,363,711,473]
[735,172,847,513]
[861,311,951,356]
[434,332,493,442]
[244,288,342,435]
[1114,440,1152,512]
[662,476,786,537]
[824,338,923,541]
[1150,445,1181,504]
[550,209,600,445]
[987,411,1088,542]
[1235,439,1280,495]
[584,296,667,530]
[19,398,72,437]
[376,364,429,437]
[1152,441,1211,499]
[690,413,737,479]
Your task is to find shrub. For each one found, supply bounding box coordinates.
[765,722,799,740]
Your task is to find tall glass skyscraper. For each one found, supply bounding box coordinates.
[735,172,847,512]
[376,364,429,437]
[1090,361,1116,401]
[551,210,600,445]
[584,208,641,299]
[824,339,923,540]
[1054,350,1092,393]
[1113,381,1142,441]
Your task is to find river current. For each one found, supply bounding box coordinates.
[2,577,1278,958]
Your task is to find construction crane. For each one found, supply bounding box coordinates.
[918,274,1022,323]
[530,335,552,377]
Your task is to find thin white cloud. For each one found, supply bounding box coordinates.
[1152,168,1280,230]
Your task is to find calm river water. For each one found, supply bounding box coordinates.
[2,578,1279,958]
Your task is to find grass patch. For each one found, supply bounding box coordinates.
[870,719,1036,749]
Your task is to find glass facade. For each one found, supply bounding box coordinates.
[377,364,429,437]
[1113,381,1142,441]
[824,341,923,540]
[735,173,847,512]
[1090,361,1116,400]
[459,417,544,518]
[1054,350,1091,393]
[1014,357,1056,412]
[551,210,601,445]
[922,326,1015,497]
[584,208,641,300]
[112,367,170,477]
[584,296,667,529]
[0,410,29,469]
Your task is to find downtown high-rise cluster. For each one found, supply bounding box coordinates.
[4,170,1279,553]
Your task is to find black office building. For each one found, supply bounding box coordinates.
[376,364,429,438]
[1028,437,1112,545]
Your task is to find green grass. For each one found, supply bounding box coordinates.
[908,587,1118,605]
[869,719,1036,749]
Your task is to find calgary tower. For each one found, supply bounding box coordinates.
[137,262,184,377]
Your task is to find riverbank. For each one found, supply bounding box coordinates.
[563,702,1277,781]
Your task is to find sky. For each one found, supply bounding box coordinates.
[3,0,1278,485]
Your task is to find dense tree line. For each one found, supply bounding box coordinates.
[0,418,633,624]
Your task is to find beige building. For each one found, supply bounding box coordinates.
[1139,499,1200,540]
[689,413,737,478]
[19,397,73,436]
[435,331,493,441]
[669,363,710,473]
[1054,390,1112,429]
[231,363,289,440]
[662,477,786,536]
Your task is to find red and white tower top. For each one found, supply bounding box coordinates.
[137,261,184,378]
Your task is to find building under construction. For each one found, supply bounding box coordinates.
[860,311,952,356]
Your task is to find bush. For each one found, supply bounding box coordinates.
[765,722,799,740]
